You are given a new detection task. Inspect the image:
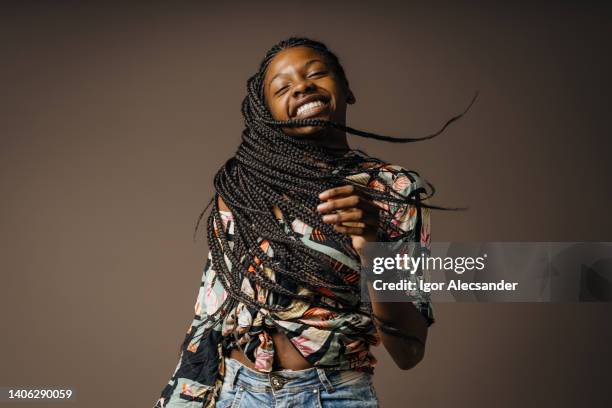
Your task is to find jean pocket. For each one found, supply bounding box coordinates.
[319,381,378,407]
[333,371,373,388]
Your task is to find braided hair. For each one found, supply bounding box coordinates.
[190,37,476,345]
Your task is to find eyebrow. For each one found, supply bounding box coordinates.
[268,59,324,88]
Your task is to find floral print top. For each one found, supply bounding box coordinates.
[153,149,434,408]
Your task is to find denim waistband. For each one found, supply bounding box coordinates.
[222,357,372,394]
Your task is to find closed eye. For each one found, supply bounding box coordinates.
[275,85,290,96]
[308,70,328,78]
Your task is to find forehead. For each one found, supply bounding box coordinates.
[264,46,327,83]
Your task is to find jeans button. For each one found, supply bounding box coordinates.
[270,374,288,391]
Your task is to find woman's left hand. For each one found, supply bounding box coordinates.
[317,184,380,255]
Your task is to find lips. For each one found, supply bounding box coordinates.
[291,95,330,119]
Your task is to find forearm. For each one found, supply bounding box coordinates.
[367,281,428,369]
[362,251,429,370]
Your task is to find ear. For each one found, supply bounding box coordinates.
[346,88,356,105]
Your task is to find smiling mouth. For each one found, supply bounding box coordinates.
[294,99,330,119]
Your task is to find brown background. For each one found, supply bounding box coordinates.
[1,1,611,407]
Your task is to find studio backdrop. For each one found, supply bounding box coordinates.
[1,2,611,407]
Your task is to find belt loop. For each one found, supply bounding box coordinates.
[316,368,335,393]
[224,358,241,390]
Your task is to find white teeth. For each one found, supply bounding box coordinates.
[296,100,325,116]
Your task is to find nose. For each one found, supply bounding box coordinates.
[292,78,316,97]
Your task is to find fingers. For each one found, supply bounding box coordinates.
[318,184,379,223]
[333,224,366,235]
[317,194,377,213]
[318,195,378,224]
[321,208,373,227]
[317,185,381,243]
[318,184,356,201]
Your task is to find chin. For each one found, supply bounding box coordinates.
[297,114,334,133]
[291,125,327,138]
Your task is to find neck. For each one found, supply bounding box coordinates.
[301,128,350,156]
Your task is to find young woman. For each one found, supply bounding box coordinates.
[153,37,474,408]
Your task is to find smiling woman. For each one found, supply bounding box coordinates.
[153,37,474,408]
[262,46,355,144]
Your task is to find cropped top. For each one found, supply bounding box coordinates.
[153,149,434,408]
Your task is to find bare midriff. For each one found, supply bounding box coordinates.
[229,328,313,370]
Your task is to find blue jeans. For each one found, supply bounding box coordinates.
[216,357,379,408]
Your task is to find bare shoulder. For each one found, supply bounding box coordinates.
[217,195,231,212]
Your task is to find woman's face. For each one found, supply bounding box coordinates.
[263,46,355,138]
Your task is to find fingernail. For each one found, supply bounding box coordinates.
[322,214,335,222]
[319,191,328,200]
[317,203,329,212]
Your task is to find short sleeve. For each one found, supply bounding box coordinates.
[375,167,435,327]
